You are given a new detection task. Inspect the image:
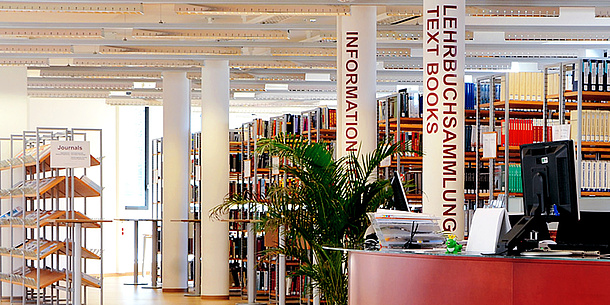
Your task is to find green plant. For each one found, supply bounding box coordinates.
[212,134,404,305]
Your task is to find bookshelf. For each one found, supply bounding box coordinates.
[228,107,337,304]
[546,59,610,200]
[0,127,105,305]
[376,89,423,211]
[474,64,610,213]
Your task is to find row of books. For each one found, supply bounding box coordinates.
[397,131,422,157]
[582,59,610,92]
[581,160,610,192]
[302,106,337,131]
[228,235,265,259]
[547,68,577,96]
[499,119,569,147]
[507,72,545,101]
[229,153,242,172]
[465,82,476,110]
[378,89,422,120]
[464,167,491,194]
[464,125,477,152]
[507,163,523,193]
[569,110,610,142]
[478,83,502,104]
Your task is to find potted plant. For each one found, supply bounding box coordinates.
[212,134,405,305]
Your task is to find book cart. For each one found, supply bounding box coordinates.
[0,127,105,305]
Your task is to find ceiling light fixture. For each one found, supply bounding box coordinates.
[132,29,289,40]
[0,29,103,39]
[271,47,335,57]
[99,46,241,56]
[0,45,72,54]
[0,3,143,14]
[71,59,203,68]
[175,4,349,16]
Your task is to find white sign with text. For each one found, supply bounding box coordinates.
[50,141,90,168]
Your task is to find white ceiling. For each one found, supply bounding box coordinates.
[0,2,609,109]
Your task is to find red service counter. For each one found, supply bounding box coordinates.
[348,249,610,305]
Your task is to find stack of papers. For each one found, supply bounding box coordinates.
[367,209,445,249]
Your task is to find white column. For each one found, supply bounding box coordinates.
[201,60,230,298]
[337,6,377,158]
[161,71,190,290]
[422,0,466,238]
[0,66,28,296]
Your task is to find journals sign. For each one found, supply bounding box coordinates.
[50,141,90,168]
[423,0,465,238]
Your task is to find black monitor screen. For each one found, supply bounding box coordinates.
[390,171,410,212]
[520,140,579,221]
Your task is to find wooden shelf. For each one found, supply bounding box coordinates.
[0,240,100,261]
[377,124,423,131]
[0,210,101,229]
[67,273,101,288]
[549,91,610,101]
[481,99,610,111]
[580,141,610,148]
[0,267,65,289]
[0,176,101,200]
[57,242,101,260]
[581,191,610,197]
[478,192,522,197]
[0,239,62,260]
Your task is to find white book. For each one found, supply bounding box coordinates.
[590,161,597,192]
[596,110,602,142]
[582,161,588,191]
[599,161,604,191]
[604,161,610,191]
[603,111,610,142]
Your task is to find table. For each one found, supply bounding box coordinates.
[53,219,112,305]
[115,218,159,286]
[346,249,610,305]
[171,219,202,297]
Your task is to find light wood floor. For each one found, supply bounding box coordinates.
[1,276,266,305]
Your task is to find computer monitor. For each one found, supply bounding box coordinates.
[520,140,579,221]
[497,140,579,254]
[390,171,410,212]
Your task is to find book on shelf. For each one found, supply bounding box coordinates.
[578,59,610,92]
[465,82,476,110]
[508,163,523,194]
[379,91,422,121]
[581,160,610,192]
[507,72,543,101]
[570,109,610,142]
[499,118,565,147]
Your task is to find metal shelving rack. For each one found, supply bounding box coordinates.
[0,127,104,305]
[545,58,610,201]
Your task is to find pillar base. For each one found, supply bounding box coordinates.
[162,288,188,293]
[201,295,230,300]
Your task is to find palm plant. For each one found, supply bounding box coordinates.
[212,134,404,305]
